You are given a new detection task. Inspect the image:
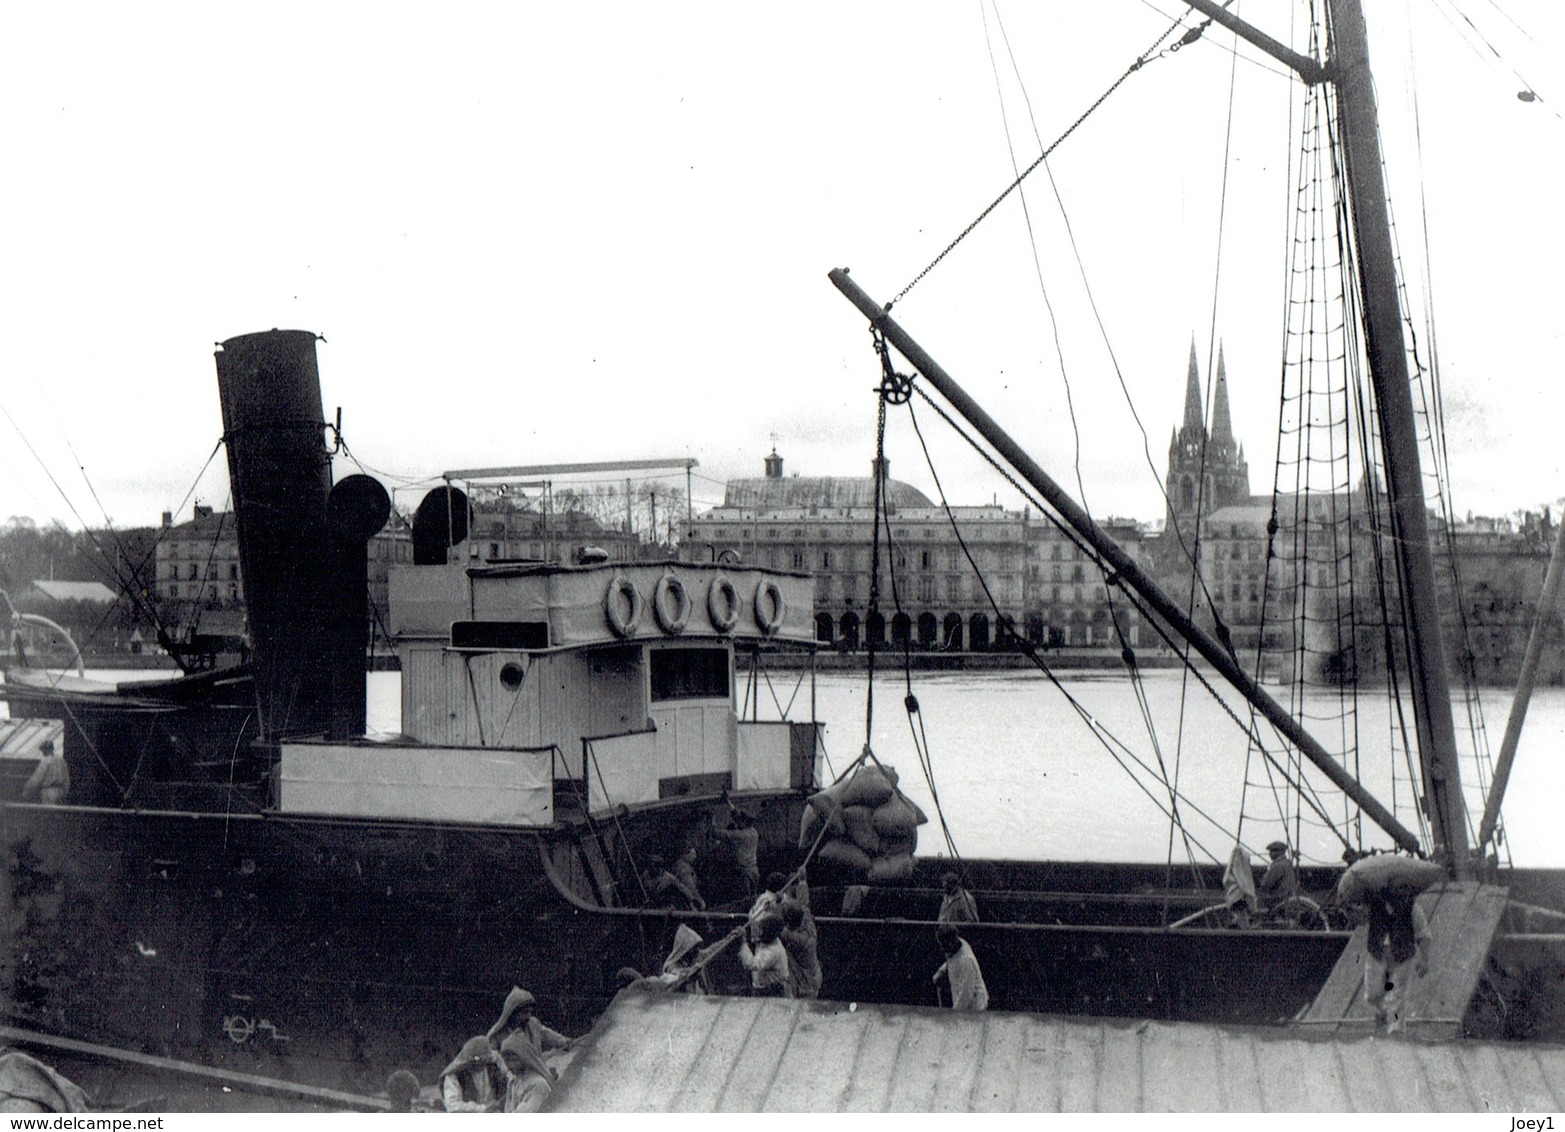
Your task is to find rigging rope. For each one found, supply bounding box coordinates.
[900,369,1358,863]
[890,16,1195,308]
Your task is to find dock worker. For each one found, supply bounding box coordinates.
[438,1036,504,1112]
[714,804,761,896]
[615,924,712,994]
[1336,855,1438,1034]
[486,987,575,1076]
[671,843,706,911]
[662,923,711,992]
[937,872,979,924]
[737,912,791,997]
[748,871,790,939]
[933,923,989,1011]
[1257,840,1300,914]
[22,738,69,805]
[497,1031,555,1113]
[384,1069,422,1112]
[780,899,822,999]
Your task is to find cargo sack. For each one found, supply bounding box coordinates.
[871,793,927,837]
[799,783,849,848]
[867,853,915,883]
[1337,854,1446,900]
[879,830,918,859]
[816,838,873,877]
[841,764,897,808]
[841,805,881,855]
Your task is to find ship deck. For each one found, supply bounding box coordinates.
[549,987,1565,1112]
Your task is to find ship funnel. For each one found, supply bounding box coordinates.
[215,331,387,742]
[412,485,471,565]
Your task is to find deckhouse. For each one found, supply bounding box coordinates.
[278,560,820,825]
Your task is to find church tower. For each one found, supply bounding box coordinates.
[1163,340,1250,540]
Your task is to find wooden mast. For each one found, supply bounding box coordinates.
[1323,0,1469,875]
[1183,0,1469,873]
[831,0,1478,867]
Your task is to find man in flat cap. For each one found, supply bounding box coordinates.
[1257,840,1299,916]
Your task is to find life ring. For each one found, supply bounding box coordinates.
[653,573,691,635]
[604,575,644,638]
[754,578,786,636]
[707,574,739,634]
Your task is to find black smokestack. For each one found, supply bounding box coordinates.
[215,330,335,742]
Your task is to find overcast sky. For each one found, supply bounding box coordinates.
[1,1,1560,536]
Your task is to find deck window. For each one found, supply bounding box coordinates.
[650,647,730,702]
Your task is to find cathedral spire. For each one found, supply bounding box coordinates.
[1210,344,1235,447]
[1182,338,1204,434]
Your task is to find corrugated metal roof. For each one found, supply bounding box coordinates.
[550,989,1565,1112]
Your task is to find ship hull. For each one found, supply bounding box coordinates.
[0,795,1372,1096]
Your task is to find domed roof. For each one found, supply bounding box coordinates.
[722,452,931,510]
[723,475,931,511]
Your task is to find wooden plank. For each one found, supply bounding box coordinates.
[1297,924,1373,1028]
[665,996,767,1111]
[1298,882,1508,1035]
[966,1012,1027,1112]
[1211,1024,1265,1110]
[585,989,723,1111]
[0,1025,384,1111]
[885,1009,949,1111]
[1405,882,1509,1036]
[715,1000,800,1111]
[553,995,1565,1112]
[761,1002,870,1112]
[926,1013,984,1112]
[1140,1019,1222,1111]
[1009,1013,1067,1112]
[837,1008,908,1111]
[1094,1019,1144,1111]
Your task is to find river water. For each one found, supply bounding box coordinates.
[46,666,1561,870]
[360,666,1565,872]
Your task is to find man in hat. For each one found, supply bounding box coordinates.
[1257,840,1299,915]
[932,923,988,1011]
[937,872,979,924]
[487,988,574,1072]
[21,738,68,805]
[438,1036,505,1112]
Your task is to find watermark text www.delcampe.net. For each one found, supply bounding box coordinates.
[7,1119,164,1130]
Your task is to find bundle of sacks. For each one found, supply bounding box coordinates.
[800,759,928,883]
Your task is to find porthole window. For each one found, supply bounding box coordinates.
[499,662,525,691]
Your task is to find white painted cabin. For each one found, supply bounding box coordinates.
[278,561,821,826]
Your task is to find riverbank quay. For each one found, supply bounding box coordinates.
[547,986,1565,1112]
[768,647,1187,673]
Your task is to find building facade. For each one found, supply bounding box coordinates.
[682,451,1148,652]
